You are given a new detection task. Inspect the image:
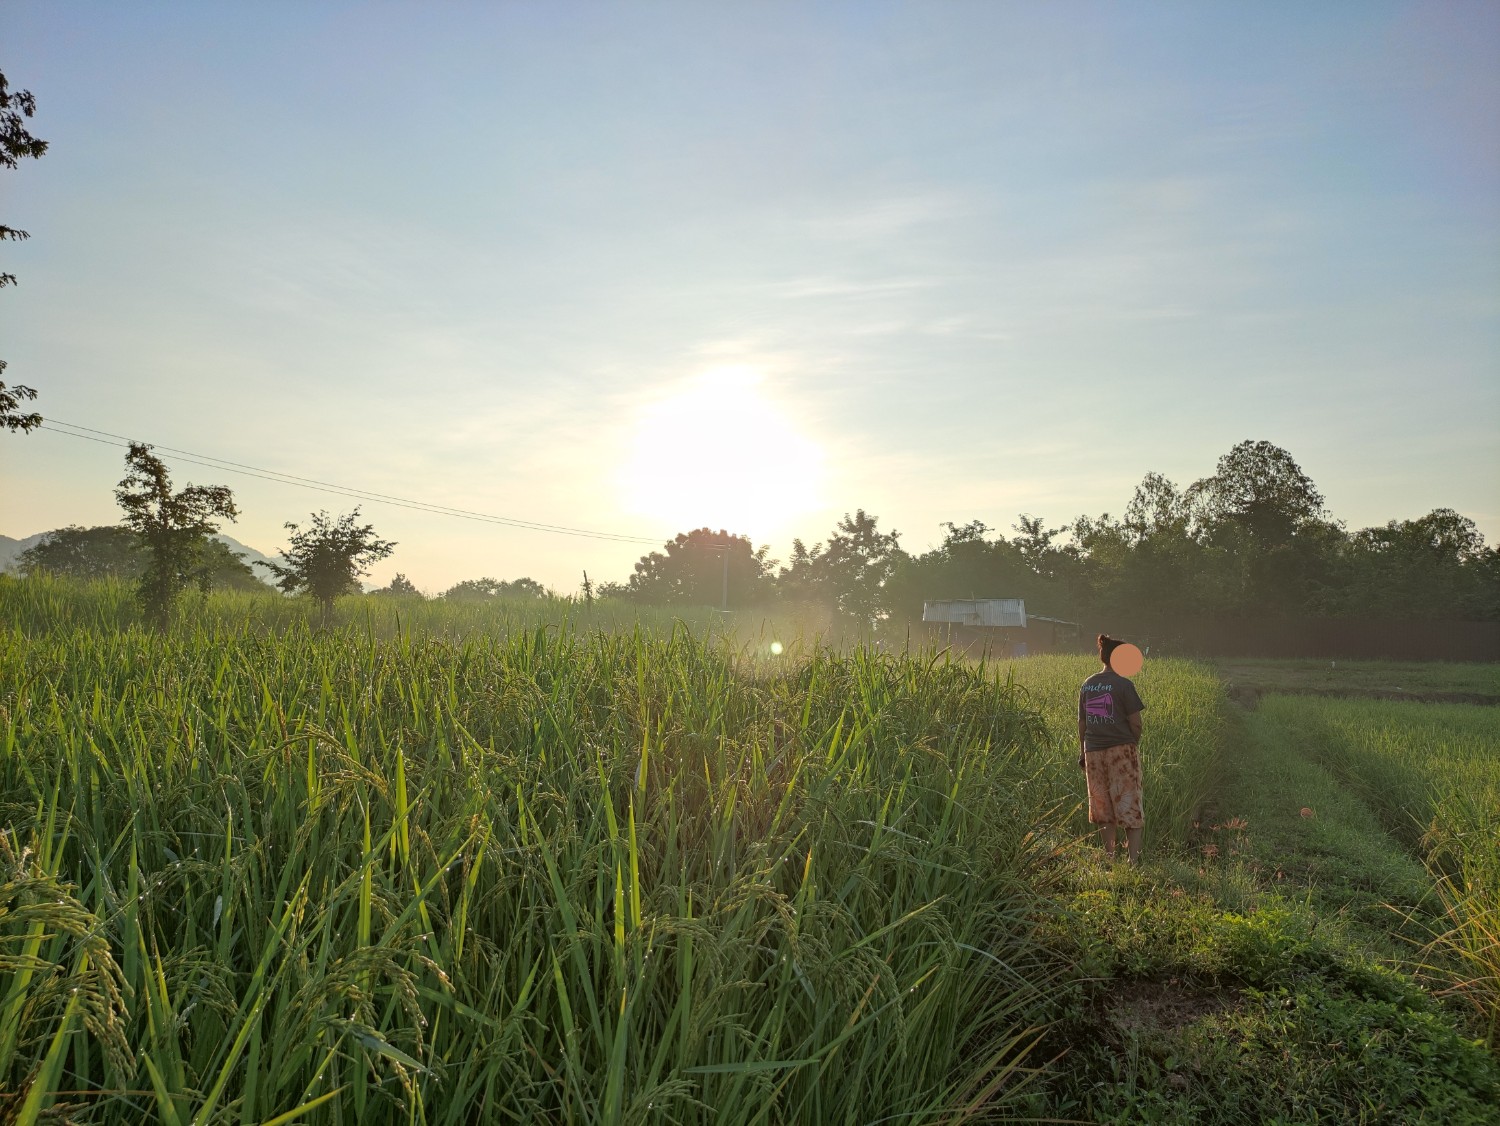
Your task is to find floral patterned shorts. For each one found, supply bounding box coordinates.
[1084,742,1143,828]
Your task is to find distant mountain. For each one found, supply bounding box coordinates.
[0,533,47,574]
[214,534,283,576]
[0,528,281,577]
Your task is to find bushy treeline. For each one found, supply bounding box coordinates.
[14,524,267,590]
[611,440,1500,624]
[14,438,1496,626]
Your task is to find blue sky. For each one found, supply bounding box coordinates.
[3,2,1497,593]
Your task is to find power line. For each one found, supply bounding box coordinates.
[36,418,668,547]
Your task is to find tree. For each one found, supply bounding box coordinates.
[444,577,505,600]
[1123,472,1192,545]
[1343,508,1497,619]
[777,510,903,624]
[15,523,267,592]
[442,576,548,600]
[260,509,395,628]
[882,519,1074,624]
[502,577,548,599]
[1011,514,1068,580]
[17,525,146,581]
[1,68,49,435]
[372,573,422,597]
[1066,472,1219,621]
[1180,441,1338,616]
[1187,440,1327,546]
[0,378,39,434]
[194,538,269,593]
[115,443,239,628]
[623,529,775,607]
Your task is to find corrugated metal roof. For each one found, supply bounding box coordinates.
[921,598,1027,628]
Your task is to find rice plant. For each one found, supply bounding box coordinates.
[0,614,1075,1122]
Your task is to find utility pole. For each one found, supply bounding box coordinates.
[695,537,732,611]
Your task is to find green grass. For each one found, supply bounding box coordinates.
[1254,694,1500,1050]
[1018,696,1500,1124]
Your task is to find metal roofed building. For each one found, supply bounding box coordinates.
[921,598,1079,655]
[922,598,1027,628]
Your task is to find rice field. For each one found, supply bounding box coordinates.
[1255,694,1500,1049]
[0,574,752,642]
[5,578,1222,1124]
[20,574,1489,1121]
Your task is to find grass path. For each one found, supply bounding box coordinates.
[1214,704,1436,956]
[1024,689,1500,1125]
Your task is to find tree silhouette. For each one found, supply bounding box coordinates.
[17,525,146,581]
[1,68,49,434]
[0,379,39,434]
[192,538,268,593]
[443,576,547,600]
[778,510,902,624]
[260,509,394,629]
[17,523,264,592]
[1187,440,1327,547]
[115,444,238,629]
[444,577,505,600]
[625,529,774,607]
[373,573,421,597]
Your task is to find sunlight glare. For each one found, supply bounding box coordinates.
[619,366,825,539]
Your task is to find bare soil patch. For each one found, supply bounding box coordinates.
[1097,978,1241,1038]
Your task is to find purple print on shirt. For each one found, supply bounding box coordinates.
[1085,693,1113,719]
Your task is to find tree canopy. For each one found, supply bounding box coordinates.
[1,67,48,435]
[17,525,145,581]
[623,529,775,608]
[259,509,395,628]
[778,510,902,624]
[11,433,1495,632]
[372,573,422,597]
[115,444,239,628]
[17,524,267,593]
[443,576,548,600]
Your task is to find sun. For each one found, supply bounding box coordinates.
[618,366,826,541]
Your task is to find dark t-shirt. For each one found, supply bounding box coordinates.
[1079,670,1145,751]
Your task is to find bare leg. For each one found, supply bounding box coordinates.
[1125,827,1143,866]
[1099,824,1117,860]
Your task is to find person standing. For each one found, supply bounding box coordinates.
[1077,634,1146,864]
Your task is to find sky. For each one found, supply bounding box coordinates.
[3,1,1497,594]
